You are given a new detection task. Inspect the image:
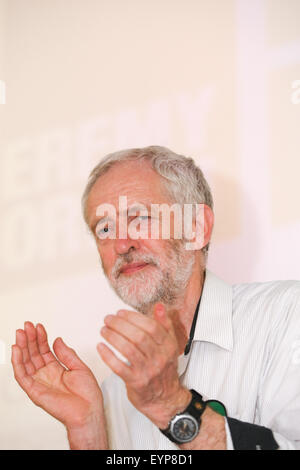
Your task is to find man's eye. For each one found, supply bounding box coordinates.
[96,224,110,238]
[97,225,108,233]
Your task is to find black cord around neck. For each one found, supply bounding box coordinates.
[184,271,205,356]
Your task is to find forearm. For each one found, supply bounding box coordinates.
[66,413,109,450]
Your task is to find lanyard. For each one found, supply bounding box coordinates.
[177,271,205,377]
[184,270,205,355]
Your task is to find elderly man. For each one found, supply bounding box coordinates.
[12,146,300,450]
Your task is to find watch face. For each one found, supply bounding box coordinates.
[171,415,199,442]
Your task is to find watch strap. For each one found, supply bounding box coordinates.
[160,389,206,443]
[185,389,207,420]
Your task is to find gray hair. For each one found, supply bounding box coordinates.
[81,145,214,260]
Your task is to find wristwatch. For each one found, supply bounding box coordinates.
[160,389,227,444]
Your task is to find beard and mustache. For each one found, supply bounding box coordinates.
[101,240,195,315]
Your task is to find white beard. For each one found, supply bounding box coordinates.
[107,243,195,314]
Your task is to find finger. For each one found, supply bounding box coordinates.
[24,322,46,369]
[153,304,176,337]
[115,310,167,345]
[153,304,180,355]
[104,315,158,357]
[97,342,132,381]
[16,329,36,375]
[11,344,34,393]
[36,324,57,365]
[101,326,146,368]
[53,337,90,371]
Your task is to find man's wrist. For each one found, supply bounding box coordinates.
[157,390,227,450]
[66,413,108,450]
[149,387,192,429]
[180,405,226,450]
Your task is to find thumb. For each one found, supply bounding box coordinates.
[153,303,175,334]
[53,337,89,371]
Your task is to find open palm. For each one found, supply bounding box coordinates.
[11,322,104,430]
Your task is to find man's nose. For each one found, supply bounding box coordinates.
[114,235,141,255]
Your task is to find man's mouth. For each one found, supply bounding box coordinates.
[119,262,149,275]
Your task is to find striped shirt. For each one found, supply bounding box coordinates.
[101,269,300,449]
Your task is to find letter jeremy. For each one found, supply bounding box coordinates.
[106,455,141,467]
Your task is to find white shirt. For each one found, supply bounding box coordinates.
[101,270,300,450]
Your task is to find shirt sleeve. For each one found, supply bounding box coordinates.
[225,283,300,450]
[225,418,234,450]
[245,284,300,450]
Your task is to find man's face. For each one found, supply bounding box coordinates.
[86,160,195,314]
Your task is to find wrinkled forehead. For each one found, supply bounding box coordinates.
[86,160,173,216]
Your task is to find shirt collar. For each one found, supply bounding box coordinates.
[177,269,233,377]
[193,269,233,351]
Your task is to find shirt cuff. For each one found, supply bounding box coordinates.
[225,418,234,450]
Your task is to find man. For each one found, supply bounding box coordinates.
[12,146,300,450]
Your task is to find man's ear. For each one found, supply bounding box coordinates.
[185,204,214,251]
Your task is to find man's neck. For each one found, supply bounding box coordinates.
[167,265,205,355]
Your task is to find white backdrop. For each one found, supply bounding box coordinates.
[0,0,300,449]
